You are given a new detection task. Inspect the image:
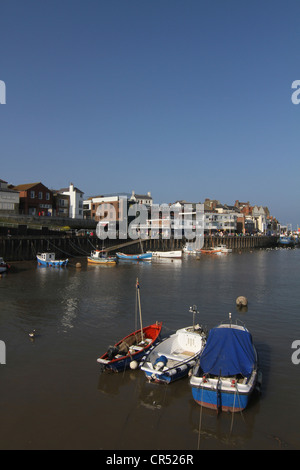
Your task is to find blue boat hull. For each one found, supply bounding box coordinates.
[191,385,250,412]
[144,361,196,384]
[279,237,295,246]
[37,257,68,267]
[116,252,152,261]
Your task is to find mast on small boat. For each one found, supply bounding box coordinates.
[136,278,144,342]
[189,304,199,331]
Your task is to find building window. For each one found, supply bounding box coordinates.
[46,193,50,200]
[39,192,43,199]
[30,191,35,198]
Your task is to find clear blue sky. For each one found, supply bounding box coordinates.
[1,0,300,227]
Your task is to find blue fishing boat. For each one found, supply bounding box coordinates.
[278,235,295,247]
[37,252,68,267]
[116,252,152,261]
[190,318,259,412]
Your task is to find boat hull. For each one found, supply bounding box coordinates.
[143,359,197,384]
[87,257,116,265]
[116,252,152,261]
[140,326,206,384]
[151,251,182,259]
[190,383,253,412]
[37,256,68,267]
[97,322,162,372]
[190,323,258,412]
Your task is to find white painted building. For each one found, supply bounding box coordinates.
[0,179,19,214]
[59,183,84,219]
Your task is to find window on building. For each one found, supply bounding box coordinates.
[30,191,35,198]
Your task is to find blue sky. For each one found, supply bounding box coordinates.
[1,0,300,227]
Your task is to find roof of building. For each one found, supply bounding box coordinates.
[12,182,45,191]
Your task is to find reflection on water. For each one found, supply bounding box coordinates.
[0,249,300,449]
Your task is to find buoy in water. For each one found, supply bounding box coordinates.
[236,296,248,307]
[76,262,82,269]
[130,360,139,370]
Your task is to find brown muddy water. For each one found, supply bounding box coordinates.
[0,248,300,450]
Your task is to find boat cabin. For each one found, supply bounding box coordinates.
[38,252,56,262]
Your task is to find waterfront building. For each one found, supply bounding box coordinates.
[129,191,152,209]
[52,191,70,218]
[58,183,84,219]
[0,179,19,215]
[12,182,53,216]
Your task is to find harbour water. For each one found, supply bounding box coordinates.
[0,247,300,450]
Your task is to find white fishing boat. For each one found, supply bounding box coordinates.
[140,306,206,384]
[150,250,182,259]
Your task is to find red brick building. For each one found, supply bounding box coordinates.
[12,182,53,216]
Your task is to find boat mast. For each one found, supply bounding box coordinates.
[136,278,144,342]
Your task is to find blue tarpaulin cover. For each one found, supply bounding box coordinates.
[199,326,256,378]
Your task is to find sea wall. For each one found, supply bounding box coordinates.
[0,234,278,262]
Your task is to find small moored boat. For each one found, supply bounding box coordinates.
[190,316,259,412]
[116,252,152,261]
[213,244,232,253]
[37,252,68,267]
[97,278,162,372]
[200,248,222,255]
[278,235,295,247]
[87,250,117,265]
[140,306,206,384]
[0,257,10,273]
[150,250,182,259]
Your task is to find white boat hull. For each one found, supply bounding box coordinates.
[140,325,206,384]
[150,251,182,259]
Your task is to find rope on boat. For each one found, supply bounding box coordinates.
[197,385,204,450]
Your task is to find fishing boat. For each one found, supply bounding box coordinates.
[182,244,200,255]
[213,244,232,253]
[116,252,152,261]
[0,257,10,273]
[140,306,207,384]
[278,235,295,247]
[190,316,259,413]
[87,250,117,265]
[183,238,203,255]
[97,278,162,372]
[150,250,182,259]
[36,252,68,267]
[200,248,222,255]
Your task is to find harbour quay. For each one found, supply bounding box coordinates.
[0,233,278,262]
